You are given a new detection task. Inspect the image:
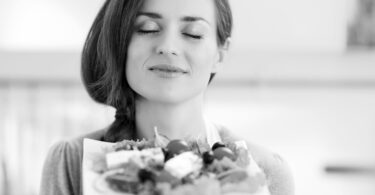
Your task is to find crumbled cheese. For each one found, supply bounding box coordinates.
[140,148,165,166]
[164,151,203,179]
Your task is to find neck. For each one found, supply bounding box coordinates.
[134,94,207,141]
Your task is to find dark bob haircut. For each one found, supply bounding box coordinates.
[81,0,232,141]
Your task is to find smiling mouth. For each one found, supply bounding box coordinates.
[148,64,188,74]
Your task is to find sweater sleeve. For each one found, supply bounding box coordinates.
[218,127,295,195]
[40,141,82,195]
[247,142,295,195]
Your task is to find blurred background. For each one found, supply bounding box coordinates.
[1,0,375,194]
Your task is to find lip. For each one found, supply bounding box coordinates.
[148,64,188,74]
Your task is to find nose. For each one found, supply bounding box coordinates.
[155,30,179,56]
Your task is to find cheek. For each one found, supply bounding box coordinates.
[127,39,143,67]
[187,43,218,73]
[126,38,147,88]
[126,37,150,74]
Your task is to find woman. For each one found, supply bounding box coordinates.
[40,0,294,194]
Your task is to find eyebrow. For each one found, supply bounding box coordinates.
[137,12,210,25]
[137,12,161,19]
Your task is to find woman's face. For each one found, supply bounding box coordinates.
[126,0,224,104]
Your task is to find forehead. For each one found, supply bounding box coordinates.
[140,0,216,24]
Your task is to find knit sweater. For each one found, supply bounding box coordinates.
[40,127,294,195]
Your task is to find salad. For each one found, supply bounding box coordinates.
[83,128,270,195]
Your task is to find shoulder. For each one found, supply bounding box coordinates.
[40,140,81,195]
[216,125,295,195]
[40,129,107,195]
[45,129,107,163]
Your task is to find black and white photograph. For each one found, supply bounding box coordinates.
[1,0,375,195]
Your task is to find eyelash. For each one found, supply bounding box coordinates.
[138,30,159,34]
[137,30,203,40]
[183,33,202,40]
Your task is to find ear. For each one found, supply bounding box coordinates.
[212,38,231,73]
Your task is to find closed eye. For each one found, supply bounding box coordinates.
[183,33,203,40]
[137,30,159,34]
